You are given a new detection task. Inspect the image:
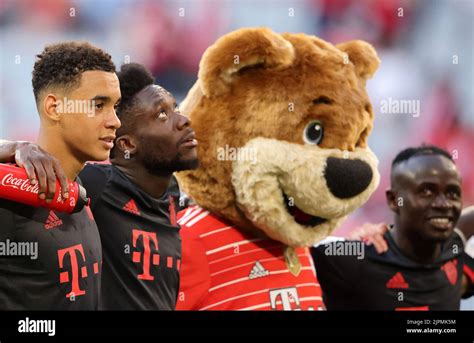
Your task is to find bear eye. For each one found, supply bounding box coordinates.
[303,120,324,145]
[313,96,333,105]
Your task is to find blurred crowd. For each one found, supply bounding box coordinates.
[0,0,473,234]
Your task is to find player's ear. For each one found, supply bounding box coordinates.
[42,94,61,121]
[386,188,400,214]
[116,135,137,157]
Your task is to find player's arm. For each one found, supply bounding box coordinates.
[347,222,389,253]
[0,140,69,202]
[0,139,19,162]
[461,252,474,299]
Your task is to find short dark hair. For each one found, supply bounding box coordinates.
[110,63,155,159]
[116,62,155,117]
[392,145,453,169]
[32,41,115,103]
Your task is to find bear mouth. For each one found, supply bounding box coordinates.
[282,192,327,227]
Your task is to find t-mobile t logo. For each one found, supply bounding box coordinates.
[132,229,160,280]
[57,244,87,298]
[269,287,301,310]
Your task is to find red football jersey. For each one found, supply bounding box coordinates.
[176,205,324,310]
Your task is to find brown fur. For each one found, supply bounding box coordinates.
[178,27,380,247]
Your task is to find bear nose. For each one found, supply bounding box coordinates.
[324,157,373,199]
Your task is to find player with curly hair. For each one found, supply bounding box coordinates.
[0,41,121,310]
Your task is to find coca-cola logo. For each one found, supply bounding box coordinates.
[1,173,40,194]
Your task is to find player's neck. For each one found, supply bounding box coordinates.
[113,163,170,199]
[391,224,441,264]
[36,129,84,180]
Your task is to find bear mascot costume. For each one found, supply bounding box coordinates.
[175,27,380,310]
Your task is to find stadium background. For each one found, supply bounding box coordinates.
[0,0,473,309]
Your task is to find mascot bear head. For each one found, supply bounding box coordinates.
[178,27,380,247]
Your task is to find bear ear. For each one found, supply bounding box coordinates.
[337,40,380,80]
[198,27,295,97]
